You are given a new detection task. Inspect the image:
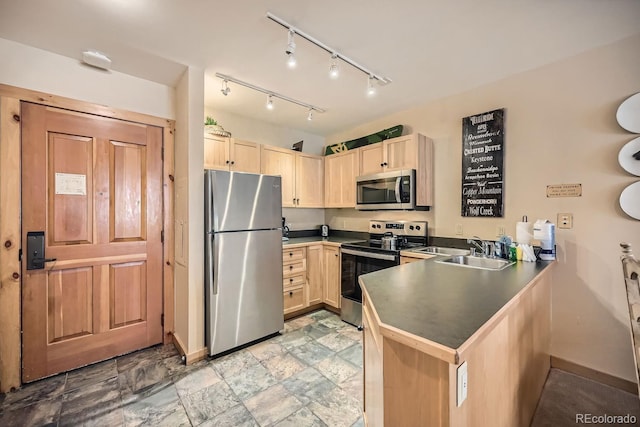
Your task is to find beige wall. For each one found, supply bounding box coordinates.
[204,108,326,155]
[174,67,205,354]
[326,34,640,382]
[0,38,175,120]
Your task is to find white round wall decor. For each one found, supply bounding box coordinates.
[618,137,640,176]
[619,181,640,220]
[616,93,640,133]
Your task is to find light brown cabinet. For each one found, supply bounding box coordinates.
[283,247,307,315]
[204,136,261,173]
[323,245,341,309]
[282,243,342,315]
[357,133,434,207]
[261,146,323,208]
[363,295,384,427]
[324,150,359,208]
[306,244,324,306]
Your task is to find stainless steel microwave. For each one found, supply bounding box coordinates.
[356,169,416,210]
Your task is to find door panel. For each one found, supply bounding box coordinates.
[21,102,163,382]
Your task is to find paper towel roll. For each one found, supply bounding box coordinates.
[516,221,532,245]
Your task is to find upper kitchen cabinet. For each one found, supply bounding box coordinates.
[204,136,261,173]
[325,150,359,208]
[359,133,434,206]
[261,145,324,208]
[296,153,324,208]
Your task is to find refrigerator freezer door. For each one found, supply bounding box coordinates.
[205,228,284,356]
[205,170,282,232]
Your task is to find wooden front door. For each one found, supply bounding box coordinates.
[21,102,164,382]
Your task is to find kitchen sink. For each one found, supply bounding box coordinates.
[412,246,471,256]
[435,255,515,271]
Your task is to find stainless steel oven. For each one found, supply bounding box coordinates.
[340,220,428,327]
[355,169,415,210]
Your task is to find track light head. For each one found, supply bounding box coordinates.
[266,95,274,110]
[366,75,377,97]
[329,53,339,79]
[220,80,231,96]
[286,30,297,68]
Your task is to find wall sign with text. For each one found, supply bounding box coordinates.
[461,108,505,217]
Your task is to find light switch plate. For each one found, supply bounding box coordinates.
[496,224,505,237]
[557,213,573,229]
[457,361,468,406]
[455,223,463,235]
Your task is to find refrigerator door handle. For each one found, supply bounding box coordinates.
[206,233,218,295]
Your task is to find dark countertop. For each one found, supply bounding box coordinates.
[283,236,365,246]
[360,257,553,351]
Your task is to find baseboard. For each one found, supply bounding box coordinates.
[550,356,638,394]
[284,303,340,320]
[172,333,208,365]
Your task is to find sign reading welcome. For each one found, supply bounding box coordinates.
[461,108,505,217]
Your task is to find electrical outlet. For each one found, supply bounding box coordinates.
[496,224,505,237]
[557,213,573,229]
[457,361,468,406]
[455,223,463,235]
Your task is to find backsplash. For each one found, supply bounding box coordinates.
[282,208,326,231]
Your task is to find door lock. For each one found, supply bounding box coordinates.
[26,231,56,270]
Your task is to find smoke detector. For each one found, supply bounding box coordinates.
[81,50,112,70]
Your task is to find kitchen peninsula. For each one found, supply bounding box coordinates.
[361,258,554,427]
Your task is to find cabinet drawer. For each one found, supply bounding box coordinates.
[283,260,306,277]
[283,274,305,290]
[283,286,306,314]
[283,247,305,262]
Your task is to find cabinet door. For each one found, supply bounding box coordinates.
[296,153,324,208]
[325,151,359,208]
[204,135,230,170]
[363,297,384,426]
[261,145,296,207]
[230,139,261,173]
[306,245,323,306]
[384,136,417,171]
[323,246,341,309]
[359,144,384,175]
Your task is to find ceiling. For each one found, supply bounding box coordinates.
[1,1,639,136]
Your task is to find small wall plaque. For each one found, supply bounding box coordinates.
[55,173,87,196]
[546,183,582,198]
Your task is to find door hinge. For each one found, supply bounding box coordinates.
[161,230,164,243]
[161,313,164,327]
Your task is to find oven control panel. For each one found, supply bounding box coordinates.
[369,220,428,237]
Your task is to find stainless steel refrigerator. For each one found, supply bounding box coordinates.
[205,170,284,356]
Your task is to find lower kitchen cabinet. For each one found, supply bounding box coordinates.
[363,295,384,427]
[282,243,342,315]
[283,247,307,315]
[306,244,324,306]
[323,245,341,309]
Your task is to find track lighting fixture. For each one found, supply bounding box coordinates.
[286,30,297,68]
[215,73,326,119]
[220,79,231,96]
[329,53,339,79]
[267,12,392,94]
[366,75,377,97]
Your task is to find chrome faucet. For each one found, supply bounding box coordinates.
[468,236,493,257]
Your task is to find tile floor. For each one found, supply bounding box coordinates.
[0,310,363,427]
[2,309,639,426]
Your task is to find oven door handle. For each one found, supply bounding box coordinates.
[341,248,397,261]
